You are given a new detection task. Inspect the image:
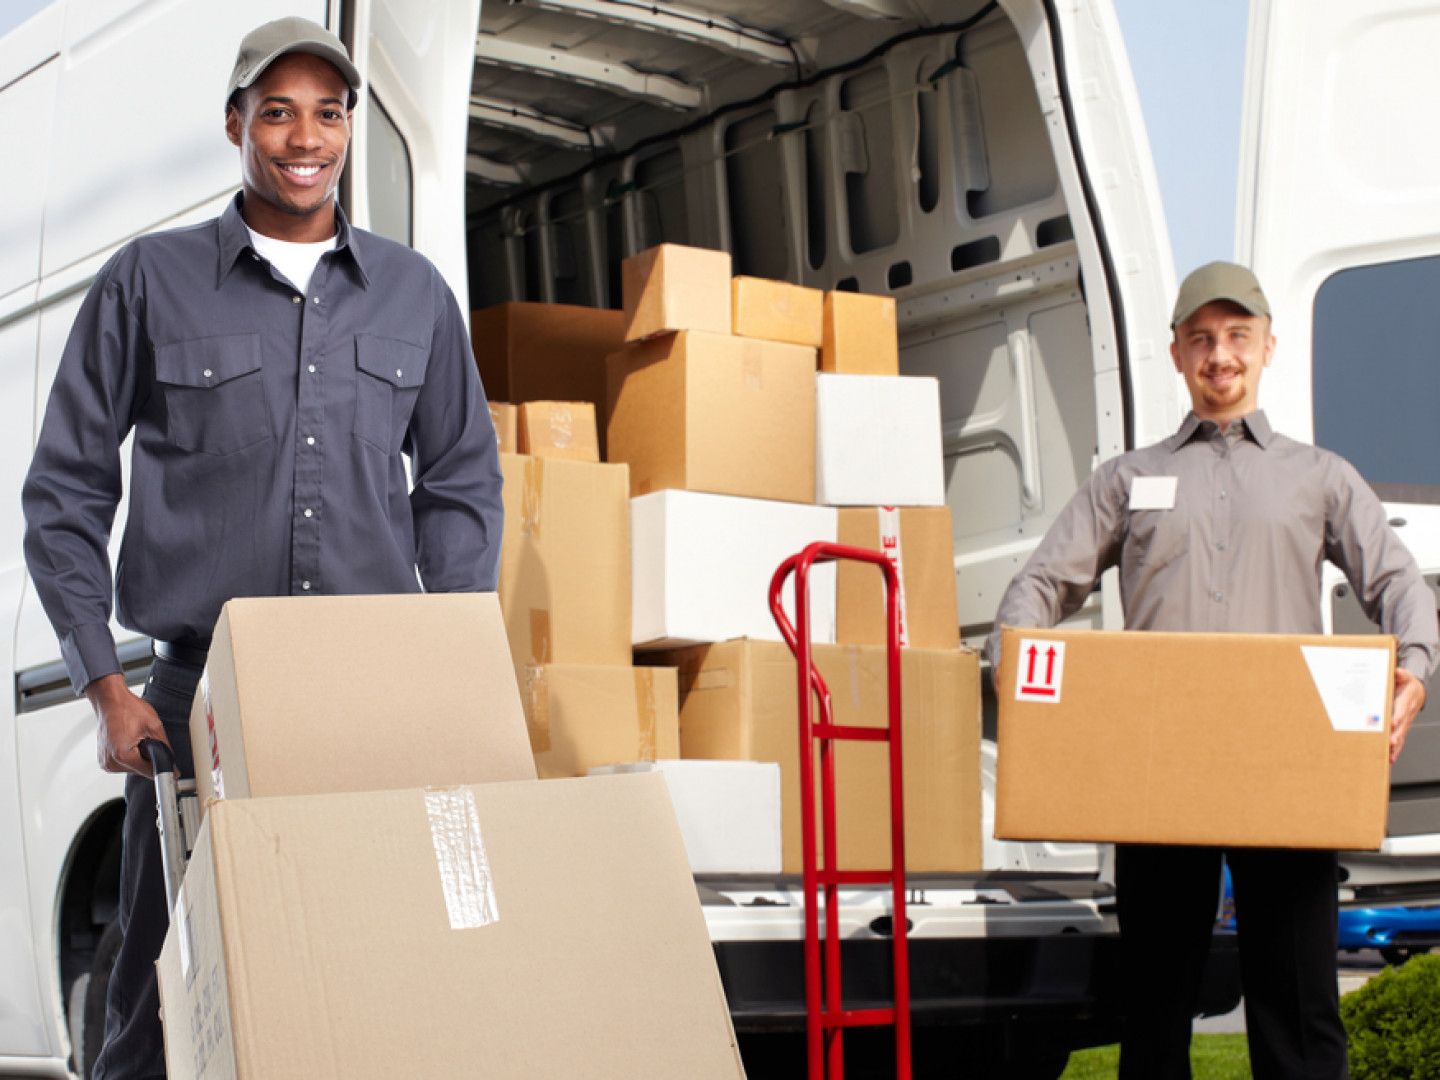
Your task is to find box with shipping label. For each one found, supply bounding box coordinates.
[524,664,679,778]
[607,330,817,503]
[157,775,747,1079]
[631,489,837,648]
[822,291,899,375]
[189,595,536,813]
[516,401,600,462]
[836,507,958,649]
[649,640,981,872]
[489,401,518,453]
[622,243,732,342]
[816,373,945,506]
[731,276,824,347]
[994,626,1396,849]
[499,453,631,673]
[590,760,783,875]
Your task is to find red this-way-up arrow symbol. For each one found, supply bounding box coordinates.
[1026,644,1039,684]
[1045,646,1057,685]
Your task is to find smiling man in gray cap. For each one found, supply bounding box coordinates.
[22,17,501,1078]
[985,262,1437,1079]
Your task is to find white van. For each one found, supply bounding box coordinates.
[0,0,1434,1076]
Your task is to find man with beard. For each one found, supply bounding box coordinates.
[984,261,1437,1079]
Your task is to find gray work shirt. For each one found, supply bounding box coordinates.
[985,410,1439,680]
[23,194,503,694]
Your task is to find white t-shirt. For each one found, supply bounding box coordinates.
[246,226,338,296]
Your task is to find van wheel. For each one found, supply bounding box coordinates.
[1380,946,1423,967]
[70,920,122,1079]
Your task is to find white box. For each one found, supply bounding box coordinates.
[590,760,783,874]
[631,490,837,648]
[816,374,945,506]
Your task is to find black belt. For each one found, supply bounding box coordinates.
[152,638,211,668]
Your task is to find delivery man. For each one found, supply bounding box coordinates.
[21,18,501,1079]
[984,262,1438,1080]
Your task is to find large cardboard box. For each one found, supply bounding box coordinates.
[622,243,732,341]
[631,489,837,648]
[525,664,680,778]
[994,626,1396,849]
[816,373,945,506]
[607,330,817,502]
[732,276,823,347]
[499,453,631,673]
[652,640,981,872]
[190,595,536,810]
[157,776,746,1079]
[516,400,599,462]
[822,290,899,375]
[837,507,959,649]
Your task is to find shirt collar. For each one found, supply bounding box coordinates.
[1165,409,1273,452]
[216,193,371,289]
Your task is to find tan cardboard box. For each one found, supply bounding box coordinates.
[516,400,600,462]
[822,291,899,375]
[488,401,518,453]
[157,775,746,1079]
[189,595,536,812]
[606,330,816,502]
[994,626,1396,849]
[732,276,823,347]
[499,453,631,674]
[622,243,732,342]
[651,639,980,872]
[524,664,680,778]
[837,507,958,649]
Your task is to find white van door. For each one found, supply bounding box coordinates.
[1239,0,1440,888]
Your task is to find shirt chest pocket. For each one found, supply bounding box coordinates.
[1123,507,1191,575]
[354,334,429,454]
[154,334,272,455]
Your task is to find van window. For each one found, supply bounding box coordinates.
[367,92,412,246]
[1313,255,1440,502]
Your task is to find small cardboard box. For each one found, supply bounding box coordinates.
[524,664,680,778]
[516,401,600,462]
[489,402,518,453]
[631,489,837,648]
[607,330,817,503]
[822,291,899,375]
[652,640,981,872]
[499,453,631,673]
[994,626,1396,849]
[590,761,783,874]
[622,243,732,342]
[157,775,746,1079]
[189,596,536,811]
[816,373,945,506]
[731,276,824,347]
[837,507,958,649]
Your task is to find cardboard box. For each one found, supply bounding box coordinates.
[499,453,630,673]
[622,243,732,342]
[489,401,518,453]
[190,595,536,811]
[822,291,899,375]
[816,373,945,506]
[631,489,837,648]
[516,400,599,462]
[651,640,981,872]
[837,507,958,649]
[525,665,680,778]
[994,627,1396,849]
[731,276,823,347]
[590,761,783,874]
[607,330,817,503]
[157,775,746,1079]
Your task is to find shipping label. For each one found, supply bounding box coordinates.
[1014,638,1066,703]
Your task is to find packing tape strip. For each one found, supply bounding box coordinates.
[529,609,552,664]
[634,669,657,759]
[877,506,910,648]
[547,405,575,448]
[523,664,552,752]
[423,788,500,931]
[202,671,224,799]
[521,456,543,538]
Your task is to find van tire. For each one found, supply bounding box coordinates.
[72,920,122,1079]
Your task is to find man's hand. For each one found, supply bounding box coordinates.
[85,673,168,777]
[1389,667,1427,764]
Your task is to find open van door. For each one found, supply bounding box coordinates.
[1239,0,1440,897]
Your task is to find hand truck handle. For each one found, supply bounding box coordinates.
[141,738,187,915]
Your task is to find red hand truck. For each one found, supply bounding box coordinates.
[769,541,912,1080]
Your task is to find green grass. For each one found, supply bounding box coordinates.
[1061,1035,1252,1079]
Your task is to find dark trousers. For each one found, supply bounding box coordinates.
[1116,844,1347,1080]
[92,657,201,1080]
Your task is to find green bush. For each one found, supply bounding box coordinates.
[1344,954,1440,1078]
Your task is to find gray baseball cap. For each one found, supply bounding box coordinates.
[1171,261,1271,328]
[227,17,362,109]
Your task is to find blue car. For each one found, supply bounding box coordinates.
[1338,906,1440,966]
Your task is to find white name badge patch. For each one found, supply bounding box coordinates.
[1129,475,1178,511]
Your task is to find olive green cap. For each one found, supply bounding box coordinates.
[1171,261,1271,328]
[227,17,361,109]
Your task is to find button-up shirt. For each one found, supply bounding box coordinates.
[23,194,503,693]
[986,410,1439,680]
